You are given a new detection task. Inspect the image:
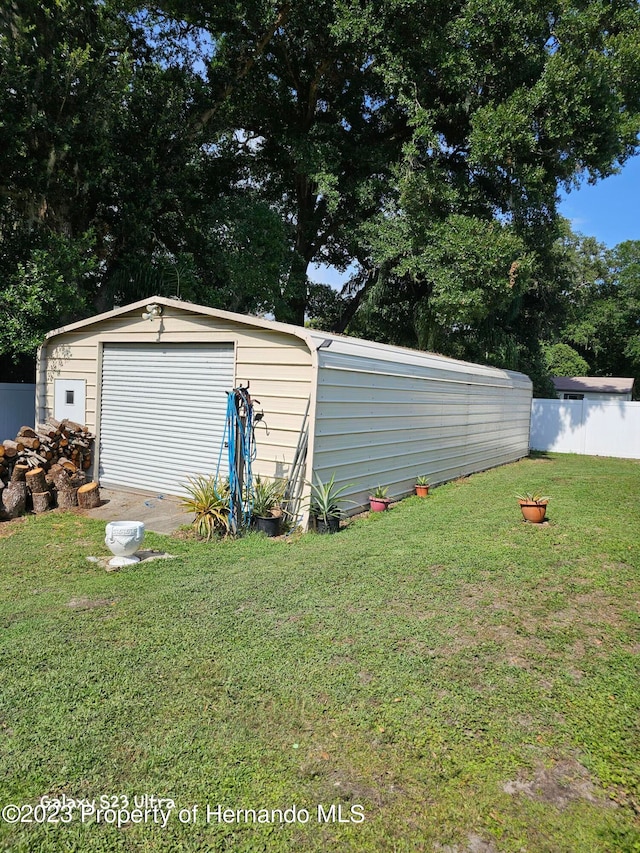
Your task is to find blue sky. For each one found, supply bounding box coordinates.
[310,155,640,291]
[559,155,640,247]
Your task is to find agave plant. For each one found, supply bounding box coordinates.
[252,475,285,518]
[516,492,550,505]
[415,476,430,486]
[181,475,230,540]
[308,472,355,524]
[371,484,389,499]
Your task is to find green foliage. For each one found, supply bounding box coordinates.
[1,455,639,850]
[180,475,230,539]
[415,476,430,486]
[543,342,590,378]
[516,492,550,505]
[1,0,640,382]
[371,484,389,499]
[251,475,284,518]
[0,230,96,359]
[307,472,354,522]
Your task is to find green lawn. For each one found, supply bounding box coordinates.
[0,453,639,852]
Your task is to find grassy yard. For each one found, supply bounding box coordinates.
[0,453,639,853]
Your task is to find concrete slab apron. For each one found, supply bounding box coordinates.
[85,488,190,535]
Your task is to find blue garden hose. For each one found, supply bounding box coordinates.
[217,387,256,532]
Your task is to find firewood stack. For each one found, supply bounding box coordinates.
[0,419,100,517]
[0,419,94,474]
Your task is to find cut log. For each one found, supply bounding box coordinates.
[17,426,37,438]
[69,470,86,486]
[26,467,48,495]
[2,482,27,518]
[32,491,51,514]
[53,467,78,509]
[11,464,29,483]
[60,460,77,473]
[37,424,59,439]
[56,485,78,510]
[0,446,5,459]
[60,418,87,433]
[77,481,101,509]
[2,441,18,458]
[46,464,64,484]
[17,436,40,450]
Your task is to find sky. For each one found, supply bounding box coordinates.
[310,155,640,291]
[558,155,640,247]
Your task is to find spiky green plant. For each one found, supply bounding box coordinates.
[181,476,230,540]
[252,475,285,518]
[516,492,550,505]
[307,472,355,523]
[371,484,389,499]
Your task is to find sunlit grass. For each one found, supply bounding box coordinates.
[0,453,638,852]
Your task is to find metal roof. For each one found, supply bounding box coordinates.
[552,376,635,394]
[43,295,531,385]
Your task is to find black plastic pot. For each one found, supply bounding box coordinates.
[316,515,340,534]
[254,514,281,537]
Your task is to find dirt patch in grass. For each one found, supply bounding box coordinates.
[502,757,613,809]
[435,835,500,853]
[0,516,26,539]
[66,596,116,611]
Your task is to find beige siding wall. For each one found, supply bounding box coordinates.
[41,306,313,482]
[312,349,532,511]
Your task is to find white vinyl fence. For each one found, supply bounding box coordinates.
[530,398,640,459]
[0,383,36,438]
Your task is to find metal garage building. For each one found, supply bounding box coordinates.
[37,296,532,517]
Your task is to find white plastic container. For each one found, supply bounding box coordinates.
[105,521,145,567]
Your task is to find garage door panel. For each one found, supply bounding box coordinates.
[99,343,234,495]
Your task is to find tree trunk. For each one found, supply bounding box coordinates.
[11,464,29,483]
[56,485,78,509]
[26,467,48,494]
[2,482,27,518]
[77,481,101,509]
[32,491,51,513]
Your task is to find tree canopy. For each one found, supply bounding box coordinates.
[1,0,639,390]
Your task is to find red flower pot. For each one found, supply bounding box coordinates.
[369,497,391,512]
[415,485,429,498]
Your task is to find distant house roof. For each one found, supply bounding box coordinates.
[552,376,635,395]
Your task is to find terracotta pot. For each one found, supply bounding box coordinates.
[369,497,391,512]
[415,485,429,498]
[518,501,548,523]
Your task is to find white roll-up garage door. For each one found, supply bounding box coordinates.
[99,342,234,495]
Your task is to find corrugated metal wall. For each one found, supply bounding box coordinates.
[99,343,235,495]
[40,306,313,492]
[0,384,36,438]
[312,346,532,511]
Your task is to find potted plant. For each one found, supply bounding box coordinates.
[369,485,391,512]
[516,492,550,523]
[308,472,354,533]
[252,476,284,536]
[181,475,231,540]
[415,476,430,498]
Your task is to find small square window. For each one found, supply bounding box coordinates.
[563,393,584,400]
[66,390,75,405]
